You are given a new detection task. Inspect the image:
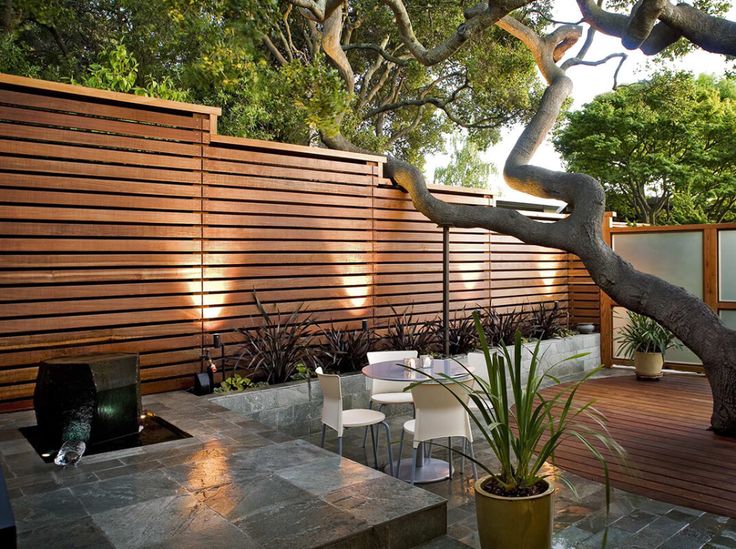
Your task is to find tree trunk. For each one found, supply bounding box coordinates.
[580,239,736,435]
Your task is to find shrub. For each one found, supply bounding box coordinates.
[427,309,478,355]
[528,301,567,340]
[382,306,438,354]
[232,291,315,385]
[480,306,529,347]
[316,322,376,373]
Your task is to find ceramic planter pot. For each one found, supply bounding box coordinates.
[474,475,554,548]
[634,351,664,379]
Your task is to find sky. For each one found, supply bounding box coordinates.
[424,3,736,206]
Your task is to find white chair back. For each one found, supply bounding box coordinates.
[467,352,489,384]
[316,367,344,436]
[366,350,418,395]
[411,379,473,445]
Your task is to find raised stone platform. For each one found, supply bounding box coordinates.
[0,391,445,548]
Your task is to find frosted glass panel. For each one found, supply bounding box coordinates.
[613,232,703,298]
[719,231,736,301]
[613,306,701,365]
[721,310,736,330]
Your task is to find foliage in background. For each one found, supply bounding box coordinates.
[480,306,530,347]
[427,309,479,355]
[554,71,736,225]
[527,301,567,340]
[233,292,315,384]
[316,323,376,373]
[615,311,681,357]
[214,374,254,393]
[0,0,542,166]
[428,315,625,499]
[383,306,438,354]
[434,134,495,189]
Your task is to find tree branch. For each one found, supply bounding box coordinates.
[343,43,410,65]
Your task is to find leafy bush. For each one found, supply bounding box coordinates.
[382,306,438,354]
[316,323,375,373]
[428,316,626,500]
[616,311,680,357]
[528,301,567,340]
[427,309,478,355]
[232,292,315,385]
[214,374,253,394]
[480,306,529,347]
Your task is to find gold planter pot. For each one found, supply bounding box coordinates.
[634,351,664,379]
[474,476,554,549]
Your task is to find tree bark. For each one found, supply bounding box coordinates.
[293,0,736,434]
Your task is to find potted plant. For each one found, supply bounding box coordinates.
[422,312,625,548]
[615,311,679,380]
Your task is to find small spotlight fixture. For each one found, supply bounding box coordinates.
[41,452,52,458]
[212,333,222,349]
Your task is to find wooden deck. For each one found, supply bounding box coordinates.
[541,373,736,518]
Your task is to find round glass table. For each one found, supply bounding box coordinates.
[361,358,473,483]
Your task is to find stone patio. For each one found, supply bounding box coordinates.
[0,391,445,548]
[2,366,736,548]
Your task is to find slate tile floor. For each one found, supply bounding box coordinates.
[309,411,736,549]
[0,392,445,549]
[3,372,736,548]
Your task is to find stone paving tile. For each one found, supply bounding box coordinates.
[663,526,713,549]
[626,515,689,548]
[235,497,368,549]
[276,455,384,496]
[71,468,187,514]
[611,509,659,533]
[324,475,445,526]
[195,473,310,522]
[92,494,258,549]
[11,486,88,533]
[17,516,113,549]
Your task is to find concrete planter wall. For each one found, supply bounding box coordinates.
[211,333,600,437]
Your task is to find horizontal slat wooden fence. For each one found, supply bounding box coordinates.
[0,73,598,411]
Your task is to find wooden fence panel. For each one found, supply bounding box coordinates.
[0,73,602,411]
[0,76,213,411]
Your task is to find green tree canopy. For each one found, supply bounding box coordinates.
[434,134,494,189]
[0,0,544,168]
[553,71,736,225]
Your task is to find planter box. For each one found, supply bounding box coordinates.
[464,333,601,387]
[210,334,600,437]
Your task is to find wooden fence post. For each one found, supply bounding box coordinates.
[599,212,614,368]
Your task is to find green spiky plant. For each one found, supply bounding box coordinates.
[417,311,626,503]
[615,311,680,358]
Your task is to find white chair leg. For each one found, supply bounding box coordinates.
[361,401,373,448]
[447,437,453,478]
[370,425,378,468]
[320,424,326,448]
[381,421,394,477]
[337,436,343,457]
[397,428,405,475]
[410,446,418,485]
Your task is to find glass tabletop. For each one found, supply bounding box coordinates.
[361,359,472,382]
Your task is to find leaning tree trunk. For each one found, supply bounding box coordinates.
[380,17,736,435]
[297,0,736,434]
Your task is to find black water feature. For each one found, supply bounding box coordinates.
[33,353,141,466]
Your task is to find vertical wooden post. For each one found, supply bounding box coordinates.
[443,225,450,357]
[599,212,614,367]
[703,227,719,312]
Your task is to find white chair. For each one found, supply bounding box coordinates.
[362,350,417,448]
[316,367,394,476]
[397,379,477,484]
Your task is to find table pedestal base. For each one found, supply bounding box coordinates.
[385,457,450,484]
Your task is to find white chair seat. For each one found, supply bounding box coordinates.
[342,408,386,428]
[403,419,415,435]
[372,392,413,405]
